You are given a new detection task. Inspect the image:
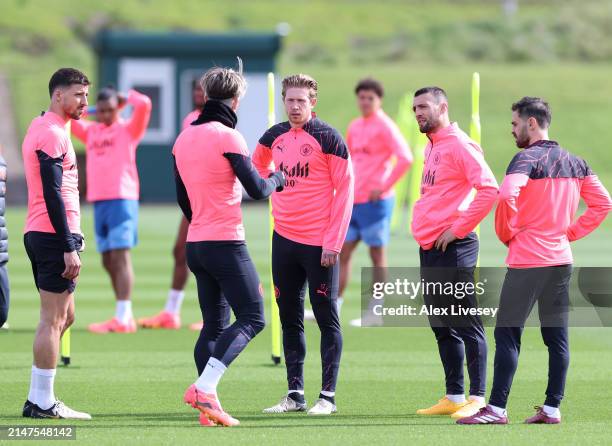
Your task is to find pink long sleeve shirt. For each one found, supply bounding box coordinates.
[411,122,499,250]
[346,109,413,204]
[23,111,81,234]
[253,117,355,253]
[496,140,612,267]
[71,89,152,202]
[173,121,251,242]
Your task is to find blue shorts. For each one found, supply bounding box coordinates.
[345,196,394,247]
[93,199,139,253]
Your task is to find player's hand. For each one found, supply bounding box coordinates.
[369,189,383,201]
[117,92,128,109]
[434,228,457,252]
[62,251,81,280]
[270,171,285,192]
[321,249,339,267]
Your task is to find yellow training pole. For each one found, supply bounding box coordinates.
[470,72,481,146]
[391,94,413,232]
[469,72,481,266]
[60,119,72,366]
[61,328,71,366]
[407,123,427,235]
[268,72,281,365]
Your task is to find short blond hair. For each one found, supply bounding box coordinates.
[200,58,247,100]
[281,73,318,99]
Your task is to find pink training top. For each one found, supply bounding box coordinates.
[496,140,612,268]
[182,109,201,131]
[173,121,251,242]
[253,117,355,253]
[23,111,81,234]
[411,122,499,250]
[71,89,152,202]
[347,109,413,204]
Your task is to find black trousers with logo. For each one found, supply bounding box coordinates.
[272,231,342,393]
[419,232,487,397]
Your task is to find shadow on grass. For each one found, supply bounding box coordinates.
[2,411,524,429]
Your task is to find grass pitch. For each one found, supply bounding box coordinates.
[1,204,611,445]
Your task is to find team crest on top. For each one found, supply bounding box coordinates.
[433,152,441,165]
[300,144,314,157]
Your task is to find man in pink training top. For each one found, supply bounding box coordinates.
[138,79,209,330]
[459,97,612,425]
[341,78,412,327]
[176,63,284,426]
[410,87,499,419]
[70,86,152,334]
[22,68,91,419]
[254,74,354,416]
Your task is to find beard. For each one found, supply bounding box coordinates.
[68,107,84,120]
[514,128,530,148]
[418,118,435,134]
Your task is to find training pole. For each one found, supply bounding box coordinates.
[60,119,72,367]
[390,95,413,232]
[60,327,71,366]
[470,72,481,266]
[268,72,282,365]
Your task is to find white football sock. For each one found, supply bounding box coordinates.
[115,300,133,325]
[446,394,466,403]
[542,405,561,418]
[288,389,305,395]
[195,357,226,394]
[469,395,485,404]
[27,365,37,403]
[164,289,185,315]
[336,297,344,314]
[320,390,335,398]
[33,367,56,410]
[488,404,507,416]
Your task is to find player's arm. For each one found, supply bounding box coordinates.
[323,131,355,257]
[253,126,285,177]
[226,132,283,199]
[224,153,284,200]
[449,143,499,238]
[252,143,275,178]
[173,156,192,223]
[495,173,529,245]
[37,151,75,252]
[567,172,612,241]
[37,150,80,279]
[380,121,413,194]
[125,89,153,141]
[70,114,93,144]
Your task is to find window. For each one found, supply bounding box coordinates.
[118,58,176,144]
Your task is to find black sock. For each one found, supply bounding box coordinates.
[319,393,335,404]
[288,391,305,404]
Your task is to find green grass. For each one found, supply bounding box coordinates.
[1,205,611,445]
